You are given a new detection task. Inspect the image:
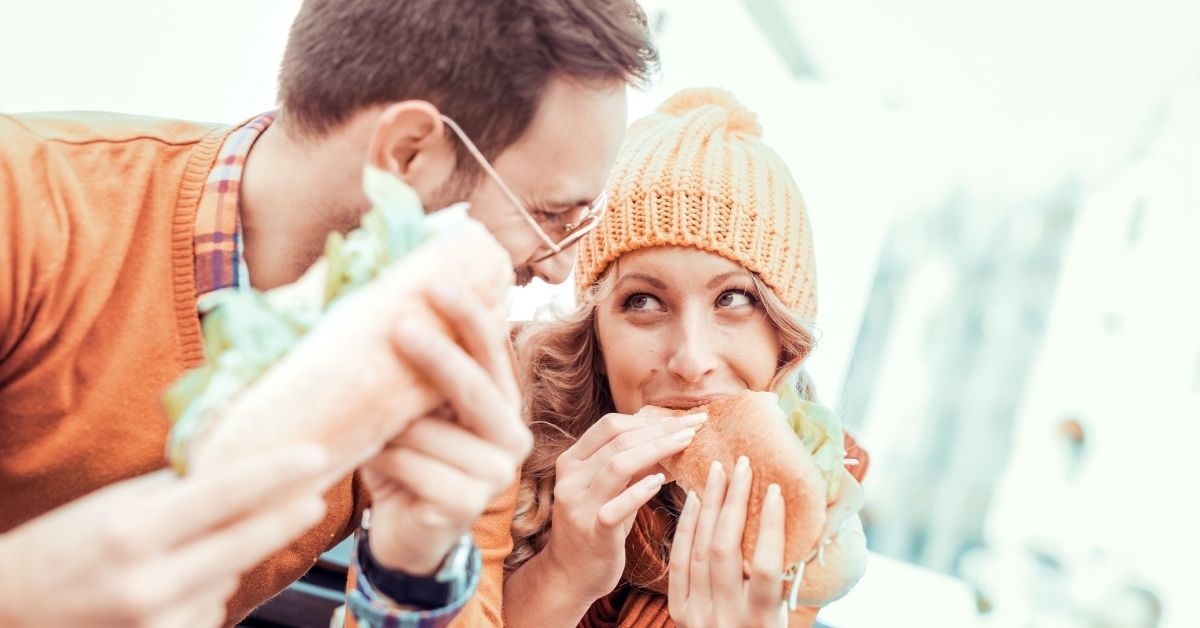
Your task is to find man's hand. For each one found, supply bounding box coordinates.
[361,286,531,575]
[0,446,329,628]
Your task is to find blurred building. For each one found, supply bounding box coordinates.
[979,85,1200,628]
[839,181,1078,574]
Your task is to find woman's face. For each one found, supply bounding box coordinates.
[595,246,783,414]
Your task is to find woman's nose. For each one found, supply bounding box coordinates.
[666,316,720,384]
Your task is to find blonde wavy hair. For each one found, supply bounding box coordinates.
[506,258,818,582]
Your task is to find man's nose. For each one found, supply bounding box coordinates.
[534,247,577,285]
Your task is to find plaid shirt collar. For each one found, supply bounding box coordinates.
[193,111,276,301]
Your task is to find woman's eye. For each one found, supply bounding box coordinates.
[716,290,753,308]
[624,293,664,311]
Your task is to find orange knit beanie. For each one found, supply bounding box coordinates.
[574,87,817,320]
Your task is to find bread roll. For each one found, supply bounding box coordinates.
[169,215,513,490]
[659,391,828,571]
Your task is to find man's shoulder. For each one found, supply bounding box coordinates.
[0,111,227,149]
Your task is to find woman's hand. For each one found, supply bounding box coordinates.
[669,457,787,628]
[542,410,706,604]
[0,446,329,628]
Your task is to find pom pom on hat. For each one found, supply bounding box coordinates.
[657,87,763,138]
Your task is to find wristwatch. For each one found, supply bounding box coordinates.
[356,524,474,609]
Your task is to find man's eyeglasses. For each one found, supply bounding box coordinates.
[440,115,607,264]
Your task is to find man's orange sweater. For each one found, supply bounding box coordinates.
[0,112,367,624]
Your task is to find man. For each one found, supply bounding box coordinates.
[0,0,656,625]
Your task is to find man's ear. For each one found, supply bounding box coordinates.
[366,101,456,193]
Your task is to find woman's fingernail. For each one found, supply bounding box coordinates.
[644,473,666,489]
[683,490,698,515]
[680,412,707,427]
[735,455,749,477]
[673,428,696,442]
[767,483,781,506]
[707,461,723,486]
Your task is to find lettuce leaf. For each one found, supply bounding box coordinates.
[163,166,431,473]
[775,371,846,502]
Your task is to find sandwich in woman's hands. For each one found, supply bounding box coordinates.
[162,166,513,488]
[655,377,867,609]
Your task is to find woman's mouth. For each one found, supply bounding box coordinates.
[645,394,730,411]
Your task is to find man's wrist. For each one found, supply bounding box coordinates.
[356,530,476,610]
[362,508,459,576]
[366,530,443,577]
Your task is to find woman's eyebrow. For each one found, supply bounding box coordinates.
[613,273,668,291]
[706,271,747,289]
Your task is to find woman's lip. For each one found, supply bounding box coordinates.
[646,395,729,410]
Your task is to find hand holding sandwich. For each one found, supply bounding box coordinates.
[361,285,532,574]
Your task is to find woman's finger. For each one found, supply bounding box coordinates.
[564,412,658,462]
[746,483,786,612]
[586,426,697,500]
[687,461,726,606]
[668,490,701,617]
[711,456,752,595]
[582,413,706,476]
[596,472,666,528]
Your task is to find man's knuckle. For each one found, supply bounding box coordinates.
[111,578,158,617]
[102,521,144,561]
[446,499,478,523]
[494,465,517,488]
[513,427,534,457]
[455,381,488,413]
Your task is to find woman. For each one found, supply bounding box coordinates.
[502,88,870,627]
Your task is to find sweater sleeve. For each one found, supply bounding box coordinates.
[449,478,518,627]
[224,471,370,626]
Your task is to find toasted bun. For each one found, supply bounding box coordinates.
[794,515,868,606]
[187,220,513,489]
[658,391,827,569]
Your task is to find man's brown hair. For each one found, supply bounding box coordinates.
[278,0,657,165]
